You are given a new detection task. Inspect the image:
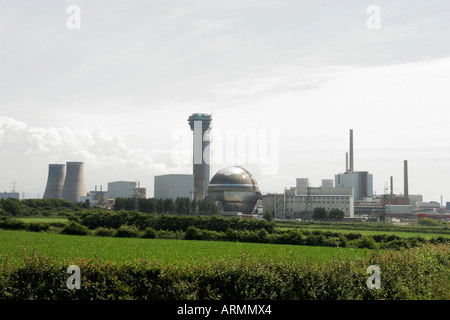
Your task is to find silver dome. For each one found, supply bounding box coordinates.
[207,166,261,213]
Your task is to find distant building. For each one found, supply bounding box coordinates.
[335,171,373,201]
[296,178,309,188]
[262,186,354,219]
[321,179,334,188]
[0,192,20,200]
[107,181,146,200]
[154,174,194,200]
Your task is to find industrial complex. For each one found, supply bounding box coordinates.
[32,114,450,223]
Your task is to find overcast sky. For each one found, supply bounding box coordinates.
[1,0,450,202]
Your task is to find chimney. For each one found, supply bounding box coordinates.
[404,160,409,197]
[390,176,393,195]
[345,152,349,172]
[349,129,354,172]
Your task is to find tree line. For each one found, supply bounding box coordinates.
[113,197,220,215]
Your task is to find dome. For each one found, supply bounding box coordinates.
[207,166,261,213]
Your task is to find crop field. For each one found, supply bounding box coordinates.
[0,229,368,266]
[276,221,450,240]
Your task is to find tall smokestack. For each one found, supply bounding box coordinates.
[43,164,65,199]
[349,129,354,172]
[345,152,349,172]
[390,176,393,196]
[61,162,86,202]
[188,113,212,200]
[404,160,409,197]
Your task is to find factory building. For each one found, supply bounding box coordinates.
[335,171,373,201]
[262,186,354,220]
[154,174,194,200]
[107,181,146,200]
[335,129,373,201]
[296,178,309,188]
[0,192,20,200]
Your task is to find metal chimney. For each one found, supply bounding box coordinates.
[43,164,65,199]
[404,160,409,197]
[345,152,349,172]
[390,176,393,196]
[61,161,86,202]
[349,129,354,172]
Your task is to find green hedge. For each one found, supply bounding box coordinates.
[0,244,448,300]
[1,216,448,250]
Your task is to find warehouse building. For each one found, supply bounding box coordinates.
[154,174,194,200]
[262,186,354,219]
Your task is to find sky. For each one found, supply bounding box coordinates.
[1,0,450,202]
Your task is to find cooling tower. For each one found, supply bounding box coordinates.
[43,164,66,199]
[61,162,86,202]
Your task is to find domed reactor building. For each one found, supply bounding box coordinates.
[207,166,261,214]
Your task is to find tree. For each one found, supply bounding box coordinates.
[163,198,175,213]
[312,207,327,221]
[328,208,345,221]
[263,210,273,222]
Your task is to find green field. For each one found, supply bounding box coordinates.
[276,221,450,240]
[0,229,368,266]
[16,217,68,224]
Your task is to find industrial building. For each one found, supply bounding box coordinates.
[207,166,261,214]
[43,164,65,199]
[335,129,373,201]
[154,174,194,200]
[0,192,20,200]
[188,113,212,200]
[107,181,146,200]
[262,186,354,220]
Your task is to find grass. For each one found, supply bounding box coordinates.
[276,221,450,240]
[15,217,68,224]
[0,229,368,266]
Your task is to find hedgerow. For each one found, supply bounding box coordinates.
[0,244,448,300]
[0,216,448,249]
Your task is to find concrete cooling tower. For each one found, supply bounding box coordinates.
[61,162,86,202]
[43,164,66,199]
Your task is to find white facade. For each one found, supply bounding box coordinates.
[154,174,194,200]
[107,181,146,200]
[263,186,354,219]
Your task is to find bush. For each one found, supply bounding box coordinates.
[0,218,27,230]
[27,222,49,232]
[355,236,378,249]
[155,230,176,239]
[0,244,447,300]
[61,221,89,236]
[142,227,156,239]
[94,227,115,237]
[418,218,440,226]
[185,226,202,240]
[115,225,139,238]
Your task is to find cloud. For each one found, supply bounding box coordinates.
[0,117,187,196]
